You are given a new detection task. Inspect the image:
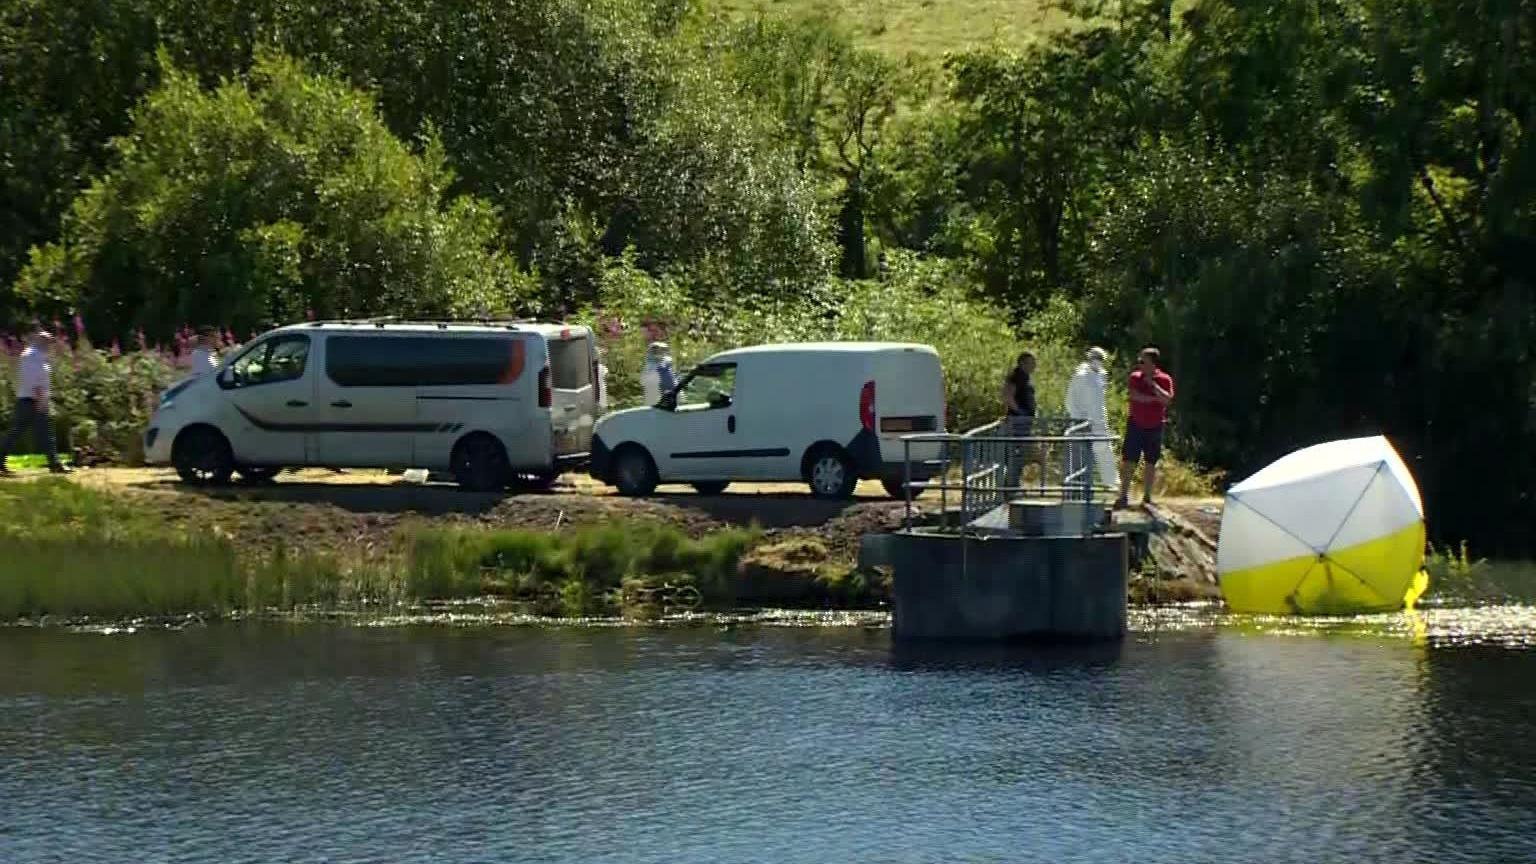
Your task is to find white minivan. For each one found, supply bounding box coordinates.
[143,321,601,490]
[589,342,946,498]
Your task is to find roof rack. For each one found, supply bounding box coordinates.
[306,316,542,329]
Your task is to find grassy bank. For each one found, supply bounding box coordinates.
[0,480,886,621]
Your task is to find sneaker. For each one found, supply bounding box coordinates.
[48,463,73,475]
[1112,496,1129,510]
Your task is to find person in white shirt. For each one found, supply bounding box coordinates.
[639,342,676,406]
[1064,346,1118,495]
[189,329,220,376]
[0,331,69,476]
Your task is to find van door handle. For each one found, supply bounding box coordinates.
[331,400,352,408]
[286,400,308,408]
[728,415,736,434]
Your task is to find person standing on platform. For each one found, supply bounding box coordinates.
[1118,346,1175,508]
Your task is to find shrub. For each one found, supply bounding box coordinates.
[2,335,181,462]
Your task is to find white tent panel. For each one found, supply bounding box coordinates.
[1379,440,1425,517]
[1328,467,1422,552]
[1226,462,1381,554]
[1230,436,1402,495]
[1217,495,1318,574]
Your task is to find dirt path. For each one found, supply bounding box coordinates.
[45,467,1226,576]
[54,467,921,562]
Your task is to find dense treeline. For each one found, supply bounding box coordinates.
[2,0,1533,551]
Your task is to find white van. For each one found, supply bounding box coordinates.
[142,321,600,490]
[590,342,946,498]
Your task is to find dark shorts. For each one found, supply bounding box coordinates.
[1123,423,1163,465]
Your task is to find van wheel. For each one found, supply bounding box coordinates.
[173,427,234,485]
[451,434,510,492]
[806,446,856,500]
[612,446,658,497]
[236,466,281,484]
[880,477,908,499]
[692,481,729,496]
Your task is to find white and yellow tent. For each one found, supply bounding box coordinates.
[1217,436,1429,615]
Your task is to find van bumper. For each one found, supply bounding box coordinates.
[143,424,173,465]
[589,434,613,482]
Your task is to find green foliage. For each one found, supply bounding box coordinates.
[403,521,760,614]
[4,0,1536,552]
[13,53,531,339]
[1,343,180,462]
[1425,543,1536,605]
[582,249,1026,431]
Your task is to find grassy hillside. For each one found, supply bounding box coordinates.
[713,0,1066,54]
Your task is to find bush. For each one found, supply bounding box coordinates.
[2,334,181,462]
[581,249,1026,431]
[13,52,532,341]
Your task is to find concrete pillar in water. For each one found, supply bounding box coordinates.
[883,531,1128,642]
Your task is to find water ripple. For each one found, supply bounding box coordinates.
[2,617,1535,863]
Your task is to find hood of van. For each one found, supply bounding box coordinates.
[594,405,655,431]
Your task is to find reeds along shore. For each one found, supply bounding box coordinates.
[0,479,886,621]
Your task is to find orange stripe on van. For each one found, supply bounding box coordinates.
[500,340,526,385]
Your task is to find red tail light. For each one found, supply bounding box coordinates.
[539,366,552,408]
[859,380,876,431]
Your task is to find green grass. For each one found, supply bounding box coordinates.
[4,454,73,470]
[713,0,1066,54]
[404,521,762,615]
[0,479,768,621]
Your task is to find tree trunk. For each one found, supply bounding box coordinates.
[838,178,868,279]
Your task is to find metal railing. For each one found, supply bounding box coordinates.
[898,417,1120,532]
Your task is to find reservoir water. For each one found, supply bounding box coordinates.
[2,609,1534,863]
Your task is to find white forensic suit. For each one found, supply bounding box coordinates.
[1065,360,1120,494]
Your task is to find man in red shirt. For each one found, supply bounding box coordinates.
[1119,346,1175,508]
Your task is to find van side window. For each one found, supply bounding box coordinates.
[674,363,736,411]
[222,335,310,388]
[327,336,526,387]
[548,337,592,389]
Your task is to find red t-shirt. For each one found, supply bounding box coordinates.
[1128,368,1174,429]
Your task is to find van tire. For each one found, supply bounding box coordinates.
[612,446,658,497]
[691,481,729,496]
[880,477,907,499]
[805,445,856,500]
[173,426,235,485]
[451,433,510,492]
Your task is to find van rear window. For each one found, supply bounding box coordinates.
[327,336,526,387]
[547,337,592,390]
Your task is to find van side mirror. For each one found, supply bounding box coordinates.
[657,392,677,411]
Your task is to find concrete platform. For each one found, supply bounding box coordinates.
[881,529,1128,642]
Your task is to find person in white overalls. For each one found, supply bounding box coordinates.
[1065,346,1119,497]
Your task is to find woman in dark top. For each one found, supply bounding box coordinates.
[1002,351,1036,493]
[1003,351,1037,430]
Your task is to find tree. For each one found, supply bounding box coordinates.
[13,53,530,339]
